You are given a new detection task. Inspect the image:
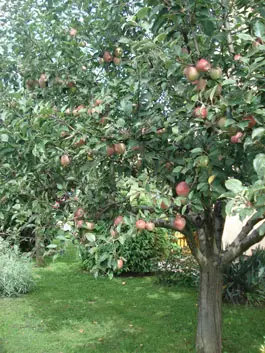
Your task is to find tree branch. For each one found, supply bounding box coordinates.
[153,218,206,266]
[222,215,265,265]
[220,0,235,55]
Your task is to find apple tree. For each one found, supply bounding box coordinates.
[1,0,265,352]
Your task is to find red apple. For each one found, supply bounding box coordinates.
[95,99,103,106]
[103,51,113,63]
[193,107,207,119]
[209,67,222,80]
[70,28,77,37]
[234,54,241,61]
[114,216,123,226]
[196,58,211,72]
[176,181,190,197]
[74,208,85,219]
[184,66,199,81]
[75,219,83,228]
[156,128,166,134]
[114,143,126,155]
[86,222,95,230]
[231,132,243,144]
[107,145,115,156]
[243,115,256,128]
[117,258,123,270]
[174,215,186,231]
[60,154,70,167]
[145,222,155,231]
[113,57,122,66]
[136,219,146,230]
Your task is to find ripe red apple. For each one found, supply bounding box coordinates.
[196,58,211,72]
[113,57,122,66]
[176,181,190,197]
[243,115,256,128]
[193,107,207,119]
[60,154,70,167]
[174,215,186,231]
[103,51,113,63]
[234,54,241,61]
[117,258,123,270]
[70,28,77,36]
[145,222,155,231]
[114,47,123,57]
[74,208,85,219]
[136,219,146,230]
[86,222,95,230]
[107,145,115,157]
[184,66,199,81]
[209,67,222,80]
[114,216,123,226]
[95,99,103,106]
[75,219,83,228]
[114,143,126,155]
[231,132,243,144]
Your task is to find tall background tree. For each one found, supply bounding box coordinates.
[0,0,265,352]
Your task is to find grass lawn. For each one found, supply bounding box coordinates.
[0,246,264,353]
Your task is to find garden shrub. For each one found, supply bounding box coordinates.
[0,238,34,297]
[223,248,265,306]
[78,223,170,277]
[118,229,170,273]
[157,243,200,287]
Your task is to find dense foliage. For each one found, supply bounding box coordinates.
[1,0,265,352]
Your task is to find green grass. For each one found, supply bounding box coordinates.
[0,246,265,353]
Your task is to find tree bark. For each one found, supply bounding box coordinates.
[35,232,45,267]
[196,262,223,353]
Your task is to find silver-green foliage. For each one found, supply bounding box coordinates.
[0,238,34,297]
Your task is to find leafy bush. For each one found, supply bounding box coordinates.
[118,229,170,273]
[223,248,265,306]
[0,238,34,297]
[157,243,200,287]
[78,223,170,277]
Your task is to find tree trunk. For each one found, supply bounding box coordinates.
[35,232,45,267]
[196,262,223,353]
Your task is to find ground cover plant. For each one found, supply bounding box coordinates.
[0,248,265,353]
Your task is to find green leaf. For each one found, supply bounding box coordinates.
[85,233,96,242]
[225,179,244,193]
[47,244,57,249]
[135,7,150,19]
[252,128,265,140]
[237,33,254,41]
[1,134,9,142]
[253,154,265,179]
